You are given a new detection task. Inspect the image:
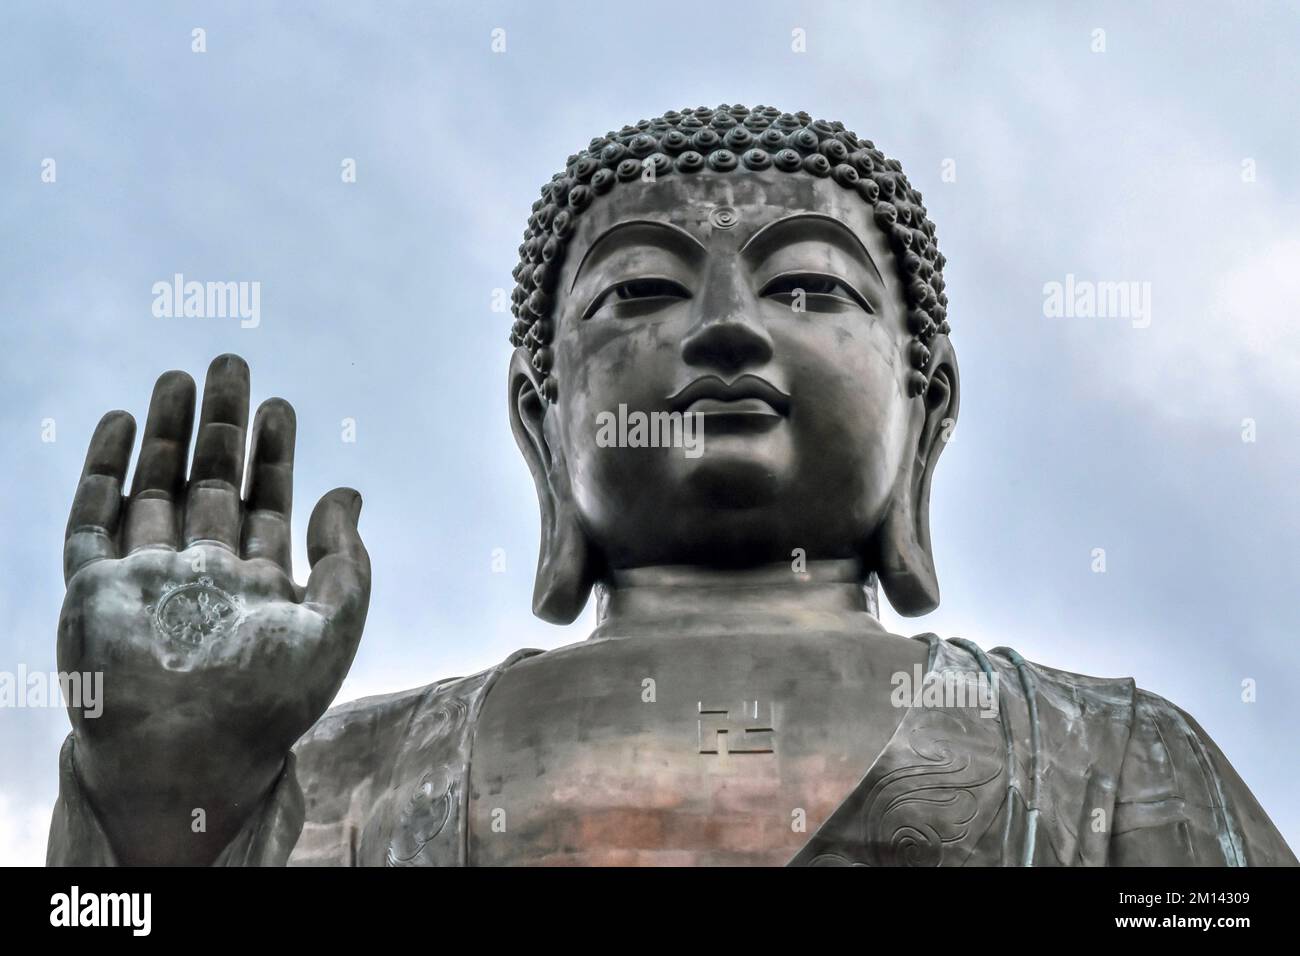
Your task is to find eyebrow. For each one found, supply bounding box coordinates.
[739,212,884,284]
[570,219,707,291]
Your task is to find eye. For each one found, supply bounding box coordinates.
[584,277,691,319]
[614,278,690,301]
[760,273,872,313]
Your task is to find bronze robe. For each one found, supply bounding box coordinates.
[48,636,1296,866]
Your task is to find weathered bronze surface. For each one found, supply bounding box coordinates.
[47,106,1296,866]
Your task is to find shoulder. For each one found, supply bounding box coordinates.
[924,637,1295,865]
[304,684,430,745]
[288,682,444,864]
[286,652,537,866]
[926,634,1137,715]
[292,647,544,782]
[1111,686,1297,865]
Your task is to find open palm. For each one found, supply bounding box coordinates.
[57,354,370,864]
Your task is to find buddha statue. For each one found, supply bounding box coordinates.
[48,105,1295,867]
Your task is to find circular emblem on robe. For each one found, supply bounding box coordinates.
[709,204,739,229]
[386,767,456,867]
[146,577,245,647]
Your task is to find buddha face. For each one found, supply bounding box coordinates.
[520,169,955,577]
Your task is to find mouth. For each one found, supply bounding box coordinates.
[667,374,791,428]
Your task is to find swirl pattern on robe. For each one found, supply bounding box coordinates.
[808,708,1004,867]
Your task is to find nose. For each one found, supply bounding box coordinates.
[680,262,774,373]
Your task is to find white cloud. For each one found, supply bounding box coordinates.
[0,791,53,867]
[1212,236,1300,400]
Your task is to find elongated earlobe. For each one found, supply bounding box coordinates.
[507,348,596,623]
[875,339,959,616]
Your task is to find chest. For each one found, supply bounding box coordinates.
[464,631,921,865]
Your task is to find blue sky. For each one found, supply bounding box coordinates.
[2,1,1297,863]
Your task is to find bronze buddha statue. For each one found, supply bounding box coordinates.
[48,105,1296,866]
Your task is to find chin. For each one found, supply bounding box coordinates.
[679,438,789,508]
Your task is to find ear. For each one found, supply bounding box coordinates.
[508,348,597,624]
[874,336,960,616]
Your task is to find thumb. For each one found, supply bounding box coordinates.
[305,487,370,615]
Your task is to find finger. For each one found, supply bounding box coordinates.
[183,354,250,551]
[123,370,196,553]
[64,410,136,582]
[241,397,296,571]
[304,488,370,621]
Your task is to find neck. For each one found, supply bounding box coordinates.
[590,558,884,639]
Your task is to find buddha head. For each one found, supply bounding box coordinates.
[507,105,959,624]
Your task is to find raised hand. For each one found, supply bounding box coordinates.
[58,354,370,865]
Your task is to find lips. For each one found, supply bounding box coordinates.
[667,374,791,420]
[685,396,779,416]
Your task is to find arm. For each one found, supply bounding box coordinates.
[47,735,305,866]
[48,355,370,866]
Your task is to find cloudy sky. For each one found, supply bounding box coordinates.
[2,1,1297,864]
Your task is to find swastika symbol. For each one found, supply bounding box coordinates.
[697,699,775,755]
